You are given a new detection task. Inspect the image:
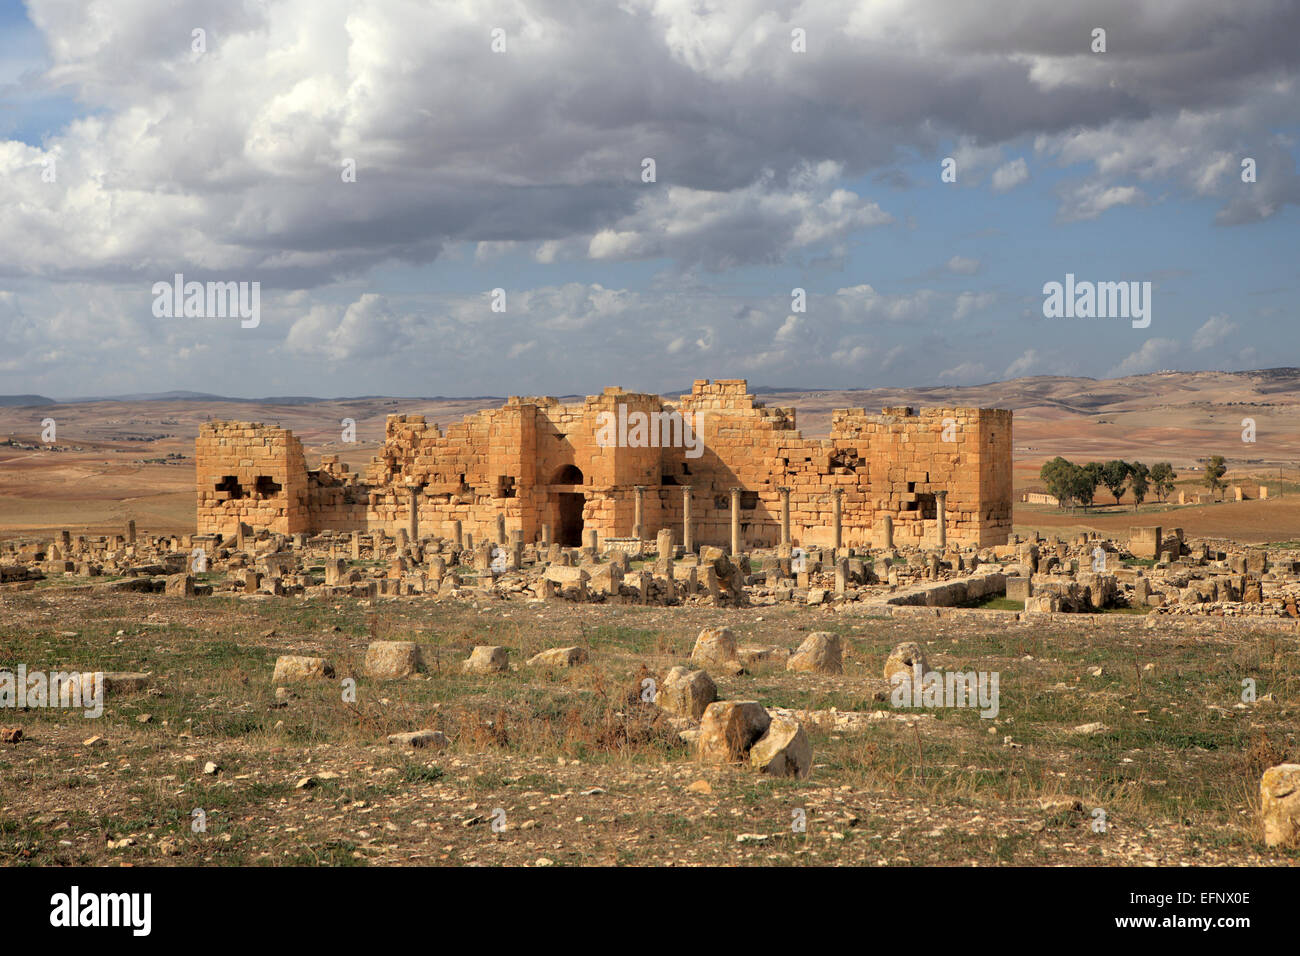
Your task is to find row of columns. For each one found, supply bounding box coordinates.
[411,483,946,554]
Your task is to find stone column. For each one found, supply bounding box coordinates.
[633,485,645,540]
[541,523,551,548]
[682,485,694,554]
[882,514,894,550]
[779,487,791,548]
[729,487,741,556]
[496,513,507,546]
[408,487,420,544]
[831,488,843,552]
[451,520,463,551]
[126,520,136,545]
[656,528,673,560]
[936,490,948,549]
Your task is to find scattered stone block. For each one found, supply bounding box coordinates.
[387,730,448,750]
[691,626,741,671]
[272,655,335,683]
[697,701,770,764]
[526,646,588,668]
[364,641,422,680]
[462,645,509,674]
[657,666,717,721]
[1261,763,1300,849]
[164,573,195,597]
[883,641,928,684]
[787,631,843,675]
[750,715,811,778]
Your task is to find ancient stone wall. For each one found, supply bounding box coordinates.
[196,422,311,536]
[195,381,1013,549]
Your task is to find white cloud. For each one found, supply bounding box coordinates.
[1004,348,1041,378]
[1108,338,1183,377]
[1192,314,1238,351]
[991,157,1029,192]
[1057,181,1145,221]
[953,290,996,320]
[937,361,988,384]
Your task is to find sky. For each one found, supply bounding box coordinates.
[0,0,1297,400]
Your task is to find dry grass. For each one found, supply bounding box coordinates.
[1,585,1298,866]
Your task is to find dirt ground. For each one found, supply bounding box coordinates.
[1,586,1297,866]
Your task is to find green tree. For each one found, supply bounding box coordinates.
[1100,459,1131,506]
[1149,462,1177,502]
[1204,455,1227,501]
[1040,457,1076,509]
[1129,462,1150,512]
[1073,462,1102,509]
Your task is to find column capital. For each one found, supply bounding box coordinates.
[935,489,948,499]
[778,486,791,495]
[634,484,646,492]
[831,486,844,497]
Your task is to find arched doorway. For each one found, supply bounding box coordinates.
[551,465,585,546]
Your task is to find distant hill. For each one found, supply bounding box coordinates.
[53,391,518,404]
[19,368,1300,411]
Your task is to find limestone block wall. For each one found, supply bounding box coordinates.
[194,382,1013,550]
[196,422,311,536]
[830,406,1012,548]
[655,379,807,548]
[363,406,533,542]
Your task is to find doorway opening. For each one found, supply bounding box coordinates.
[556,493,585,546]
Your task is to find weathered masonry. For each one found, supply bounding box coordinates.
[196,379,1012,549]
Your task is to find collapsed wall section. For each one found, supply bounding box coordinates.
[363,403,535,542]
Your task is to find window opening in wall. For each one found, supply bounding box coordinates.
[215,475,244,499]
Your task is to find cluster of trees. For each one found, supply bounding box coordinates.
[1039,458,1179,511]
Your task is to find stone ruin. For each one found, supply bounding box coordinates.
[195,378,1013,551]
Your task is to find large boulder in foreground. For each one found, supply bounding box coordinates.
[1261,763,1300,848]
[364,641,422,680]
[787,632,843,675]
[697,701,770,764]
[272,655,335,683]
[883,642,928,685]
[656,666,717,721]
[691,627,742,674]
[750,715,812,778]
[461,645,509,674]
